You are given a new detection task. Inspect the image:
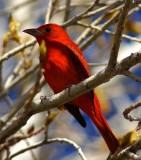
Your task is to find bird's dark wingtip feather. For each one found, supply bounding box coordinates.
[65,103,87,128]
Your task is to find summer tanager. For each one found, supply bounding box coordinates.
[24,24,119,153]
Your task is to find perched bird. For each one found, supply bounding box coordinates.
[24,24,119,153]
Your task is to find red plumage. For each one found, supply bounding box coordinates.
[24,24,119,153]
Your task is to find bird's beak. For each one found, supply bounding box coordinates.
[23,28,41,37]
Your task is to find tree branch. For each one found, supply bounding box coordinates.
[0,40,36,64]
[0,0,38,17]
[108,0,132,68]
[76,21,141,44]
[123,101,141,122]
[62,0,99,27]
[0,64,39,99]
[80,11,119,50]
[63,0,71,22]
[123,70,141,83]
[10,138,87,160]
[45,0,53,23]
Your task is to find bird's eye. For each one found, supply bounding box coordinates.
[45,27,51,32]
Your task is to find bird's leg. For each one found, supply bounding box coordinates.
[58,105,66,110]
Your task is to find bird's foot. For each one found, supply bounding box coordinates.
[40,96,47,104]
[67,84,74,97]
[58,105,66,110]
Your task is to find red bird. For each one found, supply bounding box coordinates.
[24,24,119,153]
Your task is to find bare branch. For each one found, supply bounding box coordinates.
[88,63,107,67]
[123,70,141,83]
[108,0,132,68]
[63,0,71,22]
[81,1,123,19]
[77,21,141,44]
[19,129,38,160]
[0,126,45,153]
[62,0,99,27]
[123,101,141,122]
[45,0,53,24]
[76,13,107,45]
[80,11,119,50]
[0,77,45,130]
[0,64,39,99]
[0,40,36,64]
[55,2,105,13]
[0,0,38,17]
[10,138,87,160]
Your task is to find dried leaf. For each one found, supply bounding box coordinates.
[119,130,141,149]
[2,15,21,54]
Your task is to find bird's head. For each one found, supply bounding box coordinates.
[23,23,69,44]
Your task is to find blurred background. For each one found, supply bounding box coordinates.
[0,0,141,160]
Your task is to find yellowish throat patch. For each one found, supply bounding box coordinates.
[40,40,47,57]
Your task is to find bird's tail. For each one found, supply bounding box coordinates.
[90,94,119,153]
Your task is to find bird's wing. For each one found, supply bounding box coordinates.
[64,39,91,77]
[55,39,94,127]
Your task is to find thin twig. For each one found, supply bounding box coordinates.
[76,13,107,45]
[123,101,141,122]
[81,1,123,19]
[19,129,38,160]
[123,70,141,83]
[0,65,2,92]
[108,0,132,68]
[0,77,45,130]
[63,0,71,22]
[62,0,99,27]
[45,0,53,24]
[5,59,24,88]
[44,111,58,140]
[0,0,38,17]
[5,43,35,88]
[88,63,107,67]
[57,1,123,16]
[10,138,87,160]
[0,40,36,64]
[6,148,10,160]
[0,64,39,99]
[128,0,141,16]
[0,126,45,154]
[55,2,108,13]
[4,96,13,107]
[24,69,42,111]
[77,21,141,44]
[0,96,37,160]
[80,11,119,50]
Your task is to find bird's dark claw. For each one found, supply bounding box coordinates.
[67,84,74,97]
[40,96,47,104]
